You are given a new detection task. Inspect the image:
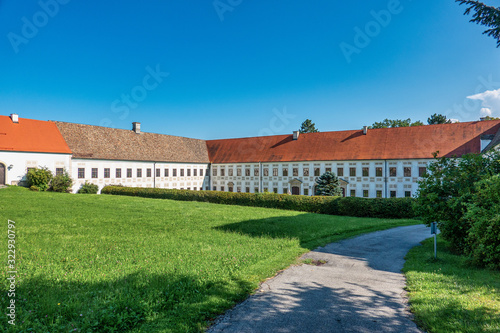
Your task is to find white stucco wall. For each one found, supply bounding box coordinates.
[210,159,433,198]
[70,159,210,193]
[0,151,71,186]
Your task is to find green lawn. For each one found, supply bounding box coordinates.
[1,187,419,332]
[404,236,500,333]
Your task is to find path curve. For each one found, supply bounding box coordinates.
[208,224,431,333]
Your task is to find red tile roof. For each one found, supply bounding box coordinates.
[0,116,72,154]
[206,120,500,163]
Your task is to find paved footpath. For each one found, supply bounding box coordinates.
[208,225,432,333]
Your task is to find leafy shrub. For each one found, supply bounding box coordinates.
[50,169,73,193]
[102,186,415,219]
[414,151,500,253]
[77,182,99,194]
[27,167,53,191]
[464,176,500,269]
[29,185,39,192]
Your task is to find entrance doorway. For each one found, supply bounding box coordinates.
[0,163,5,185]
[291,186,300,195]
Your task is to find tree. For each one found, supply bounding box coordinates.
[27,167,53,191]
[427,113,452,125]
[481,116,500,120]
[414,150,500,253]
[369,118,424,129]
[456,1,500,47]
[299,119,319,133]
[315,171,342,196]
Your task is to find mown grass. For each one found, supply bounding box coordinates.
[1,187,419,332]
[404,236,500,333]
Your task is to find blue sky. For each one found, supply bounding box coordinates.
[1,0,499,139]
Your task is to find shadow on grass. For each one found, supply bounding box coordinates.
[214,213,416,251]
[1,271,254,333]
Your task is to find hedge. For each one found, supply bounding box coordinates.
[101,186,416,219]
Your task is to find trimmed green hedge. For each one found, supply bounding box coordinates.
[101,186,416,219]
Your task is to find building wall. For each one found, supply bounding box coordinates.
[70,159,210,193]
[0,151,71,186]
[210,159,432,198]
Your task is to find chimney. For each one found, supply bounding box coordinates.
[10,114,19,123]
[362,126,368,135]
[293,131,300,140]
[132,122,141,134]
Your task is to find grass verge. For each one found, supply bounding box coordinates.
[403,236,500,333]
[1,187,419,332]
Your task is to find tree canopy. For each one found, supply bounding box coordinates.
[299,119,319,133]
[427,113,452,125]
[456,0,500,47]
[314,171,342,196]
[369,118,424,129]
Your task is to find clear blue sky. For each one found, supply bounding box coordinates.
[1,0,499,139]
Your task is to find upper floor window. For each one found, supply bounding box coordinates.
[193,169,197,177]
[349,167,356,177]
[228,168,233,176]
[164,168,169,177]
[263,168,269,176]
[147,168,152,177]
[283,168,288,176]
[220,168,225,177]
[187,169,191,177]
[337,168,344,177]
[254,168,259,177]
[92,168,98,178]
[389,167,397,177]
[245,169,250,176]
[325,167,332,173]
[273,168,278,176]
[314,168,321,176]
[137,168,142,178]
[127,168,132,178]
[116,168,122,178]
[156,168,161,177]
[237,168,242,176]
[78,168,85,179]
[404,167,411,177]
[418,167,427,177]
[180,169,184,177]
[172,169,177,177]
[375,167,382,177]
[293,168,299,177]
[362,167,369,177]
[104,168,110,178]
[303,168,309,176]
[200,169,204,176]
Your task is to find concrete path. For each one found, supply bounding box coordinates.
[208,225,432,333]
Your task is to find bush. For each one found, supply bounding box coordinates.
[101,186,415,219]
[29,185,39,192]
[50,169,73,193]
[27,167,53,191]
[414,151,500,253]
[77,182,99,194]
[464,176,500,269]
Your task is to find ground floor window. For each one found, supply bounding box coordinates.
[304,188,309,196]
[92,168,98,178]
[78,168,85,179]
[56,168,64,176]
[376,190,382,198]
[350,189,356,197]
[363,190,369,197]
[104,168,110,178]
[390,191,397,198]
[405,191,411,197]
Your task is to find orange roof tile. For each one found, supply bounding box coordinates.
[0,116,72,154]
[206,120,500,163]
